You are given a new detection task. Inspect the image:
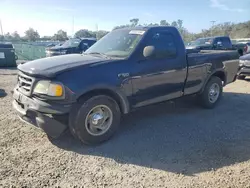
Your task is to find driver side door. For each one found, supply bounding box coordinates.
[130,30,187,107]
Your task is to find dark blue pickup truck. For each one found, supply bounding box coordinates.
[13,26,239,144]
[45,38,96,57]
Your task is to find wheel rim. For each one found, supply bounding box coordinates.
[208,83,220,103]
[85,105,113,136]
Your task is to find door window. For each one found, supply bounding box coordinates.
[145,32,177,58]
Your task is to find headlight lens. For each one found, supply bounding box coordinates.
[239,60,245,66]
[60,50,67,54]
[33,81,64,97]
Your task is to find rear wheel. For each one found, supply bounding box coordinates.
[69,95,121,145]
[198,76,223,109]
[237,75,246,80]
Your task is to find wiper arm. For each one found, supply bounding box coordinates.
[86,52,110,58]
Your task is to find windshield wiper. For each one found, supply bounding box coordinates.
[86,52,111,59]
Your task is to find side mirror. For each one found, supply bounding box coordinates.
[143,46,155,58]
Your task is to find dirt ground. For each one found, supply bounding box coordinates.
[1,68,250,188]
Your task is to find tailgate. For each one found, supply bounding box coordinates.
[223,59,239,84]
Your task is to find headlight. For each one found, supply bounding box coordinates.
[239,60,245,66]
[60,50,67,54]
[33,80,64,98]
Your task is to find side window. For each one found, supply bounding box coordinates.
[145,32,177,58]
[221,38,231,47]
[80,41,89,51]
[214,38,222,44]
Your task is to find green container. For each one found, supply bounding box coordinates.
[0,43,17,67]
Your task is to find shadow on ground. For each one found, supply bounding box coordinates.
[0,89,7,98]
[52,92,250,175]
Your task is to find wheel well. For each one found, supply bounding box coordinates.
[77,89,127,114]
[212,71,226,83]
[200,71,226,93]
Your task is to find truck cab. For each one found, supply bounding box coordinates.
[187,36,233,50]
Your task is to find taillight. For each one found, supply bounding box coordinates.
[244,45,248,52]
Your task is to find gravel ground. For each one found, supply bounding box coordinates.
[1,68,250,188]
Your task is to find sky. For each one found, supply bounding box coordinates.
[0,0,249,37]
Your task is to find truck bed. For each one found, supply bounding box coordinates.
[184,49,239,95]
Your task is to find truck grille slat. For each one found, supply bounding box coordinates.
[18,77,32,85]
[17,72,35,96]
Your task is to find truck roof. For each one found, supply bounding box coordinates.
[198,36,230,40]
[116,26,179,32]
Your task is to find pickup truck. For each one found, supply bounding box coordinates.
[187,36,233,50]
[45,38,96,57]
[238,53,250,80]
[13,26,239,144]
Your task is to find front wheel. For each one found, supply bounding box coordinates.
[198,76,223,109]
[69,95,121,145]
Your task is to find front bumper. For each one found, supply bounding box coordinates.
[238,66,250,76]
[12,88,72,138]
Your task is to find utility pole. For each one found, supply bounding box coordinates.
[72,16,74,38]
[0,19,3,36]
[95,24,98,40]
[210,21,216,36]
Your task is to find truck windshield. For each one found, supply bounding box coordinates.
[61,38,81,47]
[193,38,214,46]
[85,29,145,58]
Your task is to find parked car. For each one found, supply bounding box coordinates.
[237,53,250,80]
[186,36,233,50]
[13,26,239,144]
[45,38,96,57]
[244,42,250,54]
[232,38,250,55]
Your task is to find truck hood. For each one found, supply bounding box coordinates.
[47,45,75,52]
[18,54,111,78]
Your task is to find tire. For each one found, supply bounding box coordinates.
[198,76,223,109]
[237,75,246,80]
[69,95,121,145]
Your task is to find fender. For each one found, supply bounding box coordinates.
[76,84,130,114]
[199,68,226,93]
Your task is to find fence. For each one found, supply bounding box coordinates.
[13,43,46,61]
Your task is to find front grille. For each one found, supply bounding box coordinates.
[17,72,35,96]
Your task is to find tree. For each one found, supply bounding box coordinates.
[95,30,109,40]
[0,35,3,41]
[53,30,68,41]
[130,18,139,27]
[160,20,170,26]
[171,21,178,28]
[4,32,12,40]
[24,28,40,41]
[74,29,95,38]
[11,31,21,41]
